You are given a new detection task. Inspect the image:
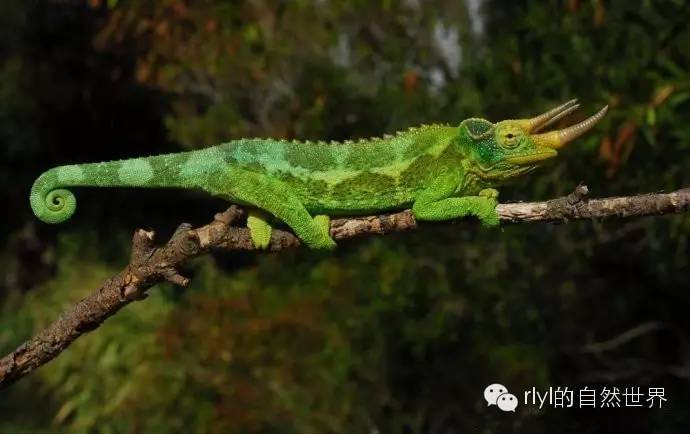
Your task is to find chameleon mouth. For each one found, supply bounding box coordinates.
[505,150,558,165]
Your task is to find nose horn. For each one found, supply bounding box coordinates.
[531,106,609,149]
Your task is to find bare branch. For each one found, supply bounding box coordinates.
[1,186,689,388]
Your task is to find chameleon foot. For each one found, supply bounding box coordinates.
[476,196,500,227]
[473,189,499,226]
[247,210,273,249]
[312,215,336,250]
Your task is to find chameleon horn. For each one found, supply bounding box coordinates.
[532,105,609,149]
[531,103,581,133]
[514,99,579,132]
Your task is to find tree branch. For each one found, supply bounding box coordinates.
[1,185,689,388]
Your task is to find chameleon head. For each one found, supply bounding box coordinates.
[458,100,608,181]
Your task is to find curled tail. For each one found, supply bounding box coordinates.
[30,169,78,223]
[30,152,199,224]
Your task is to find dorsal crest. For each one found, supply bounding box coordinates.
[281,123,451,146]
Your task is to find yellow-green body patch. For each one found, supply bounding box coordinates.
[56,165,85,183]
[118,159,154,185]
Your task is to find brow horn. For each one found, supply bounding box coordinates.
[531,103,581,133]
[514,99,579,133]
[531,106,609,149]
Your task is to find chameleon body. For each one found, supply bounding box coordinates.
[31,100,607,249]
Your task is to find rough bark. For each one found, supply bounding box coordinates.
[1,185,689,388]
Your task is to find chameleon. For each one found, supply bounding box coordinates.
[30,100,607,250]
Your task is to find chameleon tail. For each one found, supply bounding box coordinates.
[30,153,194,224]
[30,169,77,224]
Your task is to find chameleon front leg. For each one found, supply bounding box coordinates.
[411,175,500,226]
[211,168,336,250]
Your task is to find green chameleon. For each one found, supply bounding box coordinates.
[31,100,607,249]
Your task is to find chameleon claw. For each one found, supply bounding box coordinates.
[478,188,499,200]
[478,208,500,227]
[478,196,500,227]
[312,215,337,250]
[247,211,273,249]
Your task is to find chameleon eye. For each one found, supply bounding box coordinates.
[502,131,519,148]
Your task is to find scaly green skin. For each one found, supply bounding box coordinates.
[30,117,561,249]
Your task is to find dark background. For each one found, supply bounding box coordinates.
[1,0,690,432]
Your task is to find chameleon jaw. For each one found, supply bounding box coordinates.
[504,149,558,165]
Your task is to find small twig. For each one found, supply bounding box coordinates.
[580,321,666,354]
[1,186,689,388]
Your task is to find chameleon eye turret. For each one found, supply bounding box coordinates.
[531,105,608,149]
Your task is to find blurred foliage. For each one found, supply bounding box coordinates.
[1,0,690,433]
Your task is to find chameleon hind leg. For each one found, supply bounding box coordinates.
[213,168,336,250]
